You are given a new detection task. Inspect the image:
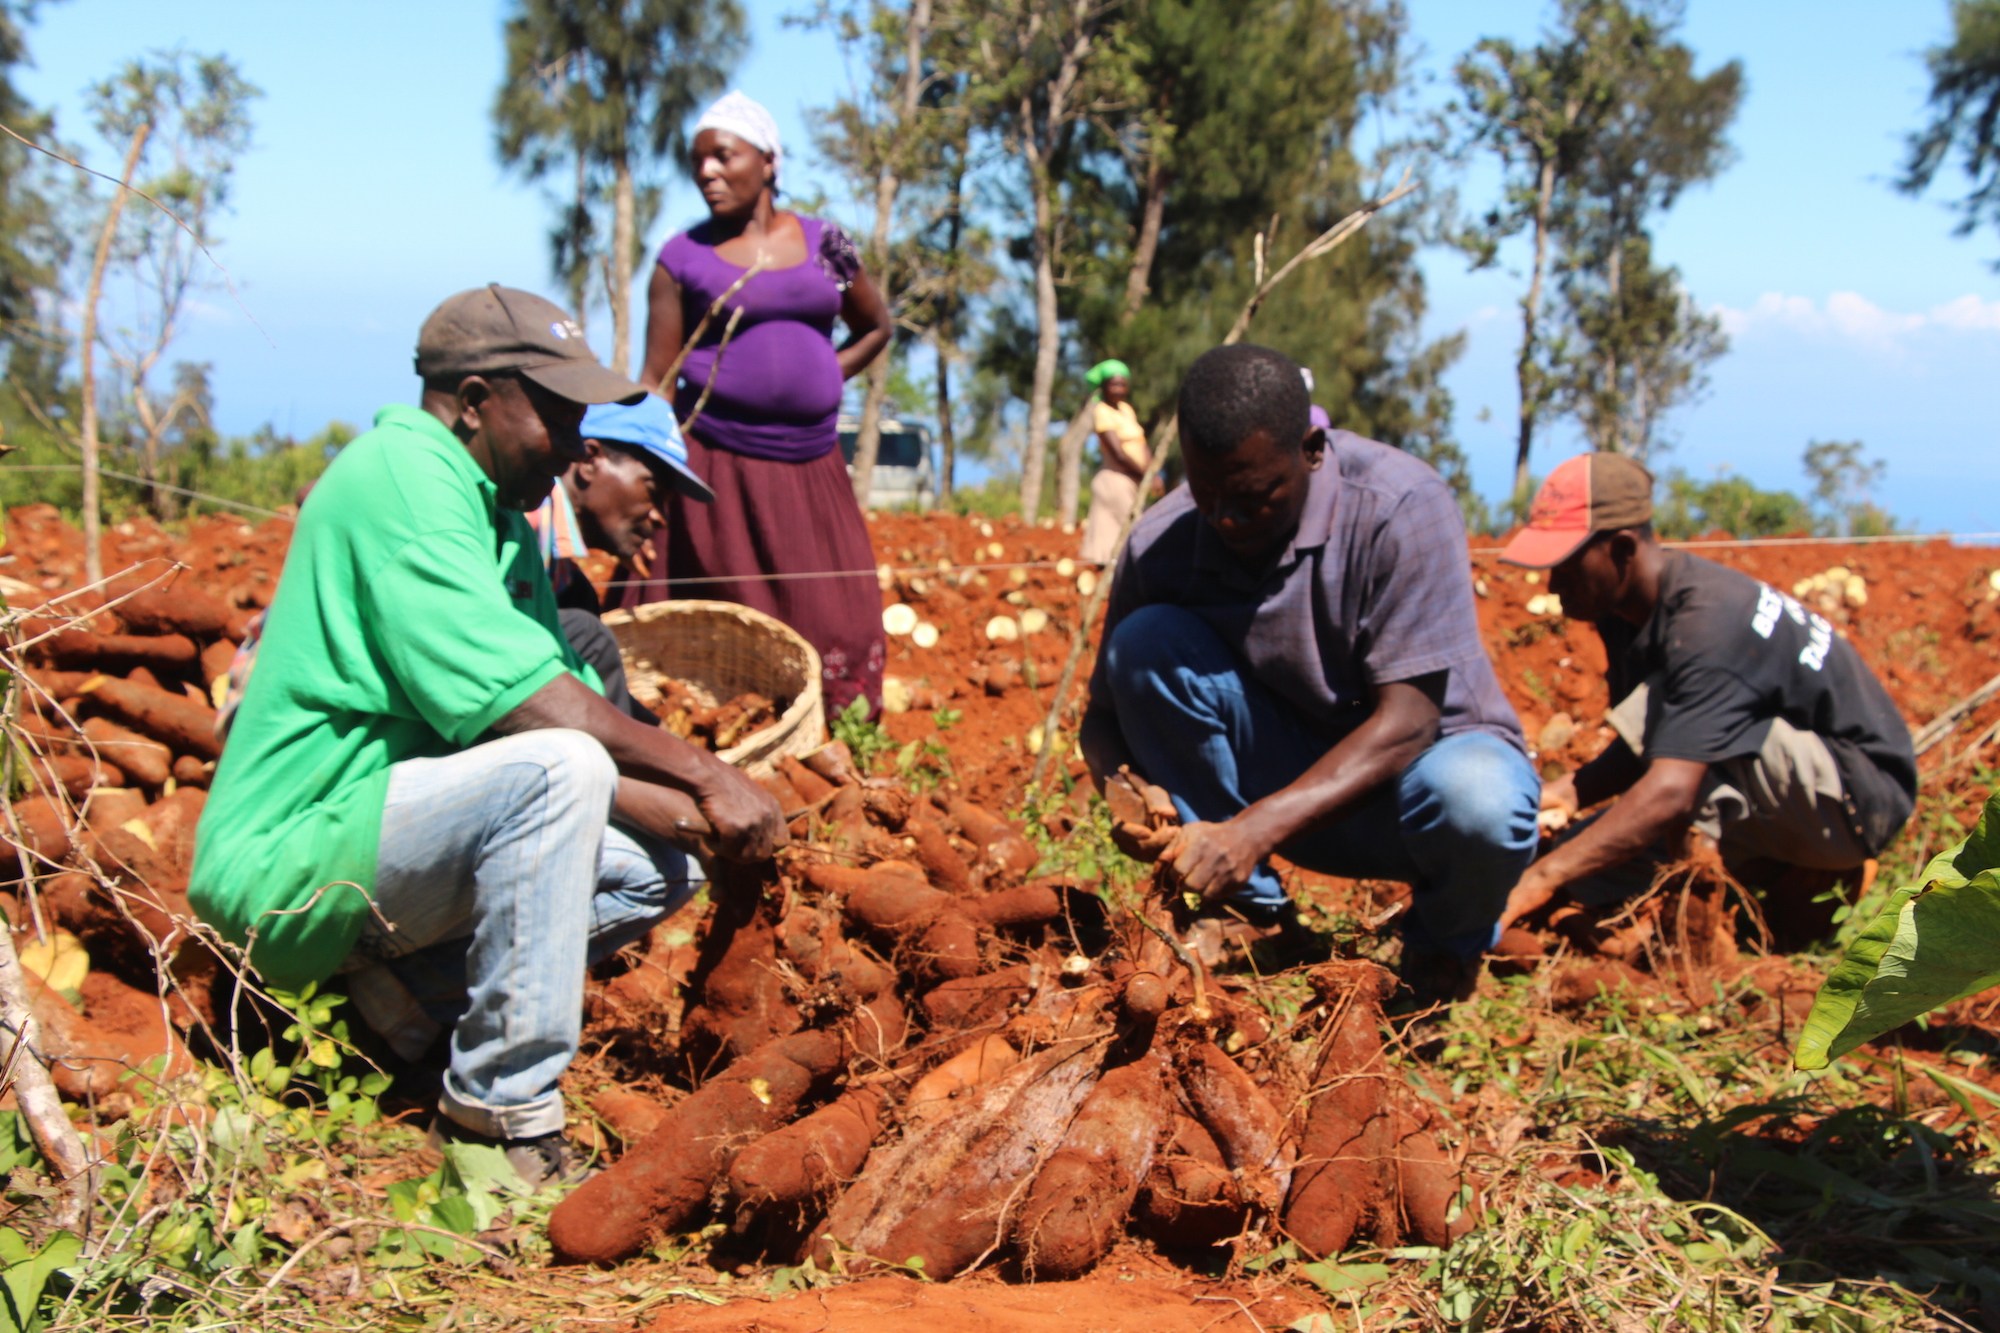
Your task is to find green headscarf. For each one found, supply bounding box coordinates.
[1085,359,1131,389]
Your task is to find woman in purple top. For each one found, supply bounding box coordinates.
[636,91,893,718]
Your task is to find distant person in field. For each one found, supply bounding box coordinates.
[1495,453,1916,944]
[1079,359,1149,565]
[191,285,784,1190]
[528,395,714,720]
[632,89,893,720]
[1080,344,1540,1010]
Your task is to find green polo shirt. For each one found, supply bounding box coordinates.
[190,404,601,989]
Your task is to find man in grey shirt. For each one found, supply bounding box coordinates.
[1081,344,1539,1004]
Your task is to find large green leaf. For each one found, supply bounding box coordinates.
[1795,791,2000,1069]
[0,1228,80,1333]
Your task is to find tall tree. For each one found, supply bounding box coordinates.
[1063,0,1468,506]
[1901,0,2000,261]
[90,53,258,521]
[0,4,50,342]
[956,0,1130,521]
[495,0,746,376]
[1803,438,1896,537]
[71,52,255,576]
[1556,229,1723,458]
[812,0,936,507]
[1451,0,1738,483]
[1553,2,1739,459]
[0,0,73,393]
[1448,3,1623,500]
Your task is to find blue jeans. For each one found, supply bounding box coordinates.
[1099,604,1539,959]
[342,729,700,1138]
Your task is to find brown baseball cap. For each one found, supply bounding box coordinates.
[414,284,647,405]
[1499,452,1655,568]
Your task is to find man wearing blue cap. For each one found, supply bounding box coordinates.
[530,396,713,718]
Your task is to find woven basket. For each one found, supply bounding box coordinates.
[602,599,826,777]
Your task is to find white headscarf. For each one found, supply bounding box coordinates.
[695,90,781,181]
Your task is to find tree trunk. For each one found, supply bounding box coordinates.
[934,331,956,500]
[1053,126,1167,532]
[1600,222,1623,454]
[1020,150,1060,522]
[0,901,95,1232]
[852,363,893,510]
[1120,134,1167,324]
[1015,0,1091,522]
[1053,402,1093,531]
[79,122,152,588]
[572,149,591,338]
[610,153,635,376]
[1512,151,1555,506]
[849,0,932,508]
[935,141,967,503]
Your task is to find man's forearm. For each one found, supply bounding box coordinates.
[616,777,710,849]
[1530,759,1706,891]
[1233,682,1440,856]
[1573,737,1646,809]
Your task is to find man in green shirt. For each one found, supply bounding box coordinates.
[190,285,784,1186]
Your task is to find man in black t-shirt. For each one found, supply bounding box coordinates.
[1494,453,1916,937]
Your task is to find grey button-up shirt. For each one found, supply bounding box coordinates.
[1084,432,1524,768]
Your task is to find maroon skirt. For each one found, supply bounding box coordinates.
[618,437,885,719]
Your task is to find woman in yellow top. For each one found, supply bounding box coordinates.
[1080,359,1148,564]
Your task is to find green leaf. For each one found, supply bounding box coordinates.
[1795,791,2000,1069]
[0,1227,79,1333]
[1297,1259,1391,1295]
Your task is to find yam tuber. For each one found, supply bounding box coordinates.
[908,1033,1019,1123]
[80,718,171,789]
[1177,1039,1296,1212]
[39,630,198,674]
[728,1084,889,1213]
[905,818,974,895]
[815,1036,1108,1280]
[1133,1115,1247,1249]
[1282,962,1398,1258]
[548,1028,849,1265]
[116,586,234,639]
[1013,1054,1170,1278]
[948,800,1042,880]
[77,675,221,761]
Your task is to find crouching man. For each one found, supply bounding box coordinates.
[1079,344,1540,1006]
[1496,453,1915,942]
[191,286,783,1186]
[530,394,715,718]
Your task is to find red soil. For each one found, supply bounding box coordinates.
[641,1264,1303,1333]
[9,502,2000,1326]
[861,512,2000,827]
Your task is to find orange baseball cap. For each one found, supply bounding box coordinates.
[1499,452,1655,568]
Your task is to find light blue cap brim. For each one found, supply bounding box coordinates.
[581,398,714,503]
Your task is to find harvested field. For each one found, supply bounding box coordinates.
[3,503,1998,1331]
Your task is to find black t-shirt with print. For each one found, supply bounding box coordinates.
[1598,550,1916,854]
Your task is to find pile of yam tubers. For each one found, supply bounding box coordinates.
[551,745,1479,1277]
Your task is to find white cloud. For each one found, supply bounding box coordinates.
[1928,293,2000,332]
[1716,290,2000,344]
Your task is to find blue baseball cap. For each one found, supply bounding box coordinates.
[581,397,713,503]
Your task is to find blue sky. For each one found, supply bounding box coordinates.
[14,2,1997,530]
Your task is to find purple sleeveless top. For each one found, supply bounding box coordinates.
[658,215,857,462]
